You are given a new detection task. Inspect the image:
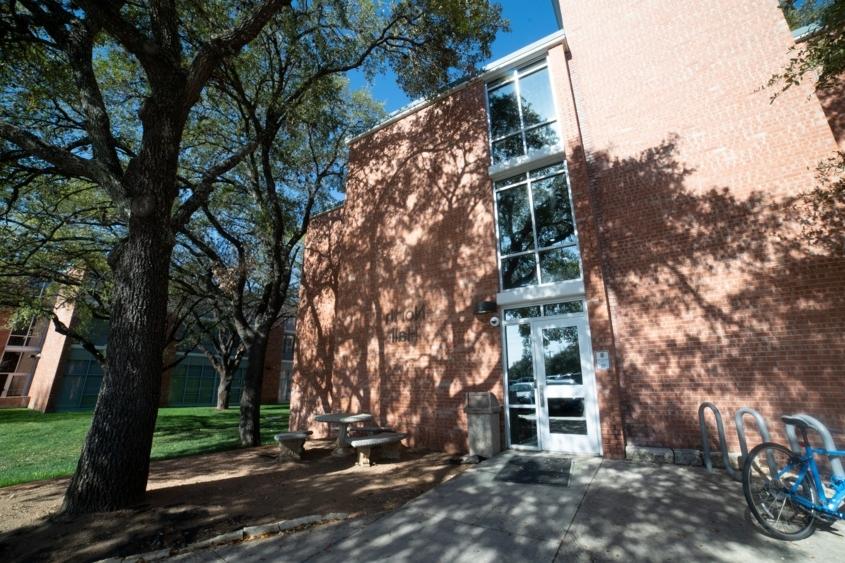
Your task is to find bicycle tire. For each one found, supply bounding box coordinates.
[742,442,817,541]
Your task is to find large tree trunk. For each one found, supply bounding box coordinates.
[239,334,268,446]
[62,91,182,513]
[61,206,174,513]
[216,370,234,410]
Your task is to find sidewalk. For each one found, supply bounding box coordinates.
[170,451,845,562]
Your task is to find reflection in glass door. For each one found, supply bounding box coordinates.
[503,304,601,454]
[505,323,538,447]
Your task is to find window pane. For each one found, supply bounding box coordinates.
[509,407,539,446]
[538,247,580,283]
[532,174,575,248]
[549,417,588,435]
[488,82,522,139]
[549,398,585,417]
[493,172,527,191]
[543,301,584,316]
[0,352,22,373]
[542,326,582,385]
[525,123,559,153]
[519,67,557,126]
[529,162,566,179]
[506,323,534,389]
[503,306,541,322]
[502,254,538,290]
[496,185,534,255]
[492,134,524,164]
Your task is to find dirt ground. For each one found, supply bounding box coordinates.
[0,440,467,562]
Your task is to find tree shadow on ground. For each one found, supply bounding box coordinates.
[231,457,845,562]
[0,441,464,562]
[560,460,844,562]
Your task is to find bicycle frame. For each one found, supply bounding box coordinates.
[778,445,845,520]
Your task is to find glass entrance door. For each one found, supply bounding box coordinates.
[504,311,601,454]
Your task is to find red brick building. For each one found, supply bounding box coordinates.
[291,0,845,458]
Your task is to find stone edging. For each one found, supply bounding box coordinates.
[97,512,350,562]
[625,445,743,469]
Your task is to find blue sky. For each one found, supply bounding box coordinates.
[347,0,561,114]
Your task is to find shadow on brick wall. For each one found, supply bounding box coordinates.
[292,83,502,452]
[587,135,845,451]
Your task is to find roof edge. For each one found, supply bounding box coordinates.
[347,29,568,145]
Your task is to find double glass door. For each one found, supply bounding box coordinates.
[505,314,601,454]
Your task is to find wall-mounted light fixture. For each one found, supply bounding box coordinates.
[474,300,497,315]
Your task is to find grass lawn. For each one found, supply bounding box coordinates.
[0,404,289,488]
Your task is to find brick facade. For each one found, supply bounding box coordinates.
[291,83,503,453]
[291,0,845,456]
[559,0,845,449]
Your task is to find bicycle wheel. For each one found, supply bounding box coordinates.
[742,442,817,541]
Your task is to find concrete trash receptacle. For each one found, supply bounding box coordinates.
[464,392,502,458]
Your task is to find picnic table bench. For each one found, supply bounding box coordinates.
[348,426,395,437]
[314,412,373,456]
[274,431,312,461]
[349,432,407,466]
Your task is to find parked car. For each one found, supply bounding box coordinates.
[508,382,534,404]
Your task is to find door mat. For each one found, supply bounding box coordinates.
[494,456,572,487]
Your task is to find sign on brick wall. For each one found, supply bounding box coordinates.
[385,304,426,344]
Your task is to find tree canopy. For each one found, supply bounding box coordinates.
[0,0,507,513]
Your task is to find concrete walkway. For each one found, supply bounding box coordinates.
[169,451,845,562]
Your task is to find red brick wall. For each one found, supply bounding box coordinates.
[293,0,845,456]
[547,44,626,458]
[290,208,342,433]
[816,76,845,150]
[261,323,284,403]
[291,83,503,452]
[558,0,845,449]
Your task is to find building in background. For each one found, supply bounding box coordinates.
[0,298,296,411]
[291,0,845,458]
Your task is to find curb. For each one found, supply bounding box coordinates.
[97,512,350,562]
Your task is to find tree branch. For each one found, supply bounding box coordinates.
[183,0,290,111]
[0,123,126,205]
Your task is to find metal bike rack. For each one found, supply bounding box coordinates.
[735,407,772,465]
[735,406,775,474]
[698,402,739,480]
[783,413,845,482]
[699,403,772,481]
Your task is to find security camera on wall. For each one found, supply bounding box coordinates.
[489,316,500,327]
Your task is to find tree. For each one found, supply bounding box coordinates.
[771,0,845,94]
[0,1,290,513]
[0,174,118,365]
[176,65,382,444]
[1,0,505,513]
[166,281,248,410]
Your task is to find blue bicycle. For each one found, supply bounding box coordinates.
[742,415,845,540]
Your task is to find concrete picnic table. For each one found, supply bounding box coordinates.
[314,412,373,456]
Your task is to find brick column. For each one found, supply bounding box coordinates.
[548,44,626,458]
[28,298,76,412]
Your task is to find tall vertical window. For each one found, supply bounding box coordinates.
[494,163,581,290]
[487,61,560,165]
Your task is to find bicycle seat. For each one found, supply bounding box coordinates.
[781,415,811,429]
